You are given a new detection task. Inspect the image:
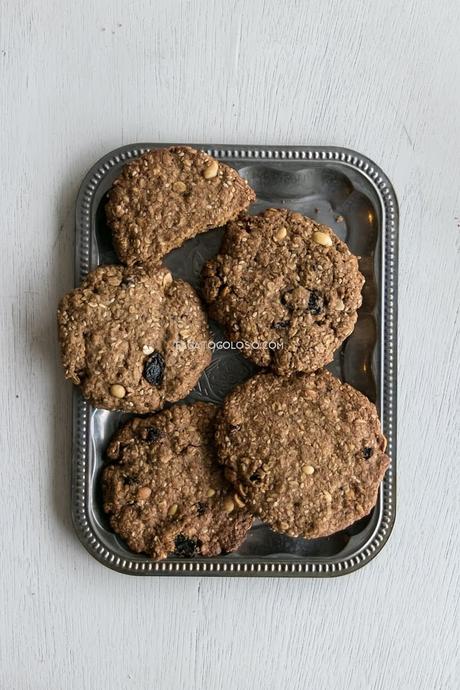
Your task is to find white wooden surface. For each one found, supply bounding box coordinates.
[1,1,459,688]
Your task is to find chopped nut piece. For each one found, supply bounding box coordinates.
[313,231,333,247]
[110,383,126,399]
[137,486,152,500]
[173,180,187,193]
[203,159,219,179]
[223,497,235,513]
[275,226,287,241]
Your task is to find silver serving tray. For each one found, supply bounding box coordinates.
[72,144,398,577]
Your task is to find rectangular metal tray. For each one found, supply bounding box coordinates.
[72,144,398,577]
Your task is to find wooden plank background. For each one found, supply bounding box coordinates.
[0,1,458,688]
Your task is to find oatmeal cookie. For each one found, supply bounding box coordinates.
[102,403,253,560]
[202,208,364,374]
[106,146,255,265]
[215,370,389,538]
[57,265,211,412]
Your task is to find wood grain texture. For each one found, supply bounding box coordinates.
[0,0,459,688]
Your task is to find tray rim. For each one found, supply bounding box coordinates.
[71,143,398,578]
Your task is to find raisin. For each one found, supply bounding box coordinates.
[307,291,323,315]
[145,427,161,443]
[123,475,136,486]
[143,352,165,386]
[174,534,202,558]
[196,502,206,516]
[363,447,373,459]
[229,424,241,433]
[250,470,262,483]
[272,320,291,329]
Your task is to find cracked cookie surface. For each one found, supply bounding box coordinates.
[202,208,365,375]
[215,370,390,539]
[106,146,255,265]
[57,265,211,412]
[102,403,253,560]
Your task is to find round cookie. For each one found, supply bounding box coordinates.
[102,403,253,560]
[106,146,256,266]
[57,265,211,412]
[202,208,365,375]
[215,371,390,539]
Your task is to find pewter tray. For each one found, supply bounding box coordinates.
[72,144,398,577]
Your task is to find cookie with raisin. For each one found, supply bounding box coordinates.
[102,403,253,560]
[215,370,389,539]
[57,265,211,412]
[202,208,364,375]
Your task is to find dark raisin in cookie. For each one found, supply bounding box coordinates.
[57,265,211,412]
[102,403,253,560]
[106,146,255,266]
[215,370,390,539]
[202,208,365,375]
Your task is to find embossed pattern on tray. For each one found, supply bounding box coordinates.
[72,144,398,577]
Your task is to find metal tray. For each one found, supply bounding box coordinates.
[72,144,398,577]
